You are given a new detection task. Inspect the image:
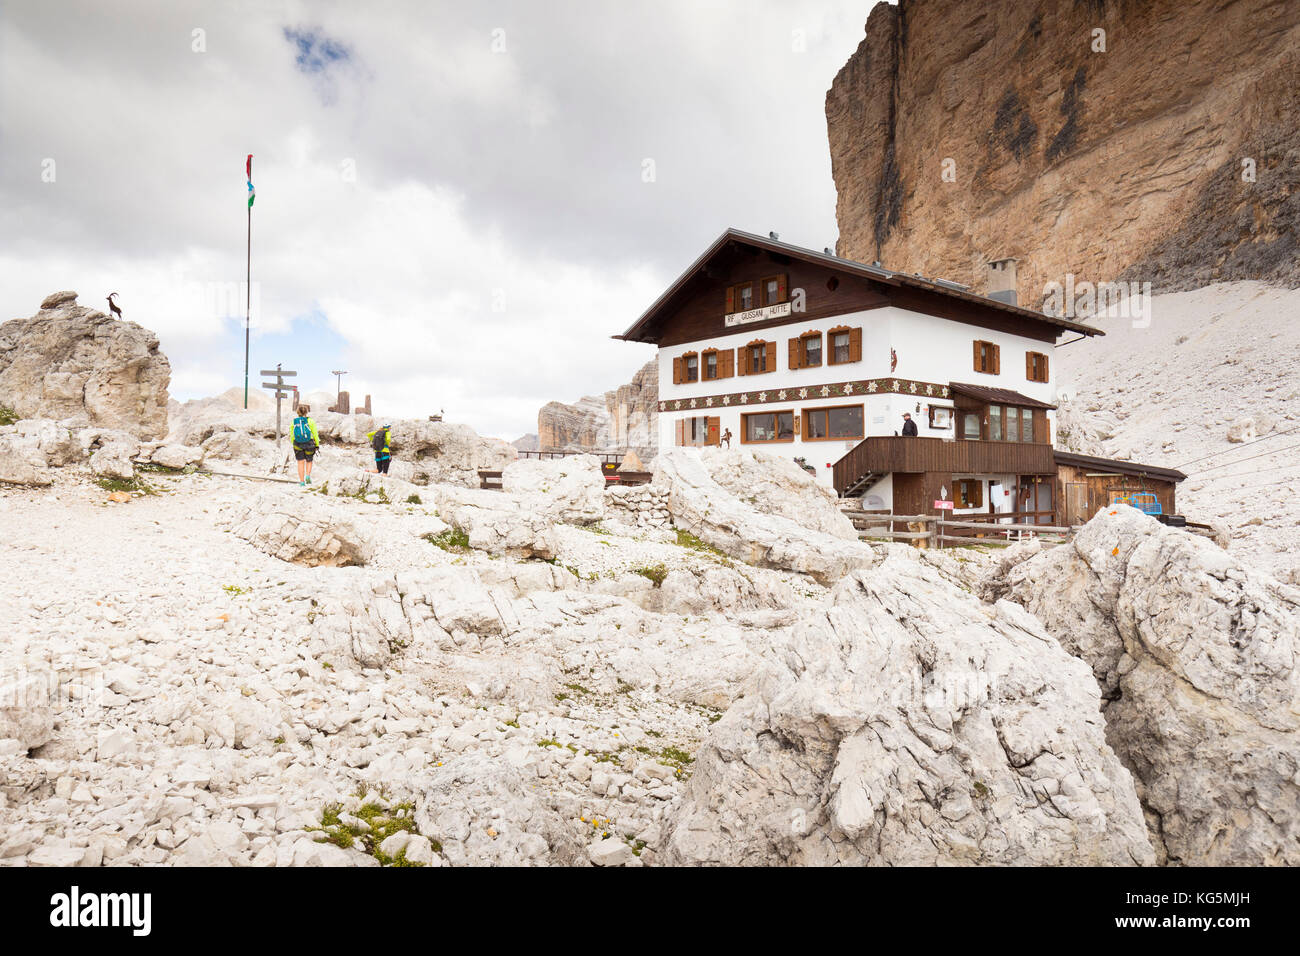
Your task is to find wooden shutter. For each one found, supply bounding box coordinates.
[738,347,748,376]
[725,286,735,314]
[788,337,800,370]
[973,341,982,372]
[776,273,788,302]
[707,416,720,446]
[675,419,685,446]
[718,348,734,379]
[1041,353,1049,382]
[992,344,1001,375]
[764,340,777,373]
[1026,352,1033,380]
[849,327,862,362]
[673,356,685,384]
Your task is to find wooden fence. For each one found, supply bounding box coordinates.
[841,510,1077,549]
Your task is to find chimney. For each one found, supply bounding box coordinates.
[986,257,1018,306]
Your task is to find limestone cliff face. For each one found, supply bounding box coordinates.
[826,0,1300,304]
[537,360,657,459]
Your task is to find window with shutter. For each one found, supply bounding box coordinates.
[974,340,1000,374]
[800,331,822,367]
[1026,351,1049,382]
[718,349,734,379]
[828,326,852,365]
[682,352,699,383]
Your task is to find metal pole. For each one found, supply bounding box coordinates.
[275,364,282,443]
[244,203,251,409]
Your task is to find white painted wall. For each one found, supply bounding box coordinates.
[656,305,1060,488]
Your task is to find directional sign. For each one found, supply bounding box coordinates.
[259,369,296,377]
[934,500,954,510]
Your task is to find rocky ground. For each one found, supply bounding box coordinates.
[2,381,1297,866]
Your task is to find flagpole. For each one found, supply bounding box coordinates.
[244,199,250,410]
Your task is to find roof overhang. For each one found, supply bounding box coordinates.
[1053,451,1187,483]
[949,382,1057,410]
[615,228,1104,344]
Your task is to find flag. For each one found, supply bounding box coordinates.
[246,153,255,208]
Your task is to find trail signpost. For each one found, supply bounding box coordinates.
[260,365,297,442]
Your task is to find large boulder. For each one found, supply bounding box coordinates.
[393,420,516,488]
[8,418,83,467]
[986,506,1300,866]
[501,454,606,524]
[661,551,1154,865]
[83,430,139,481]
[433,486,560,560]
[653,449,874,586]
[147,443,203,470]
[0,292,170,439]
[697,447,857,539]
[0,434,52,486]
[225,491,373,567]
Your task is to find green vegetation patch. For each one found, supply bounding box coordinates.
[95,475,157,495]
[310,796,438,867]
[630,563,669,587]
[424,527,470,553]
[0,406,17,427]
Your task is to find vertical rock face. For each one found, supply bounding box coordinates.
[537,359,657,460]
[825,1,1300,302]
[0,292,171,439]
[985,507,1300,866]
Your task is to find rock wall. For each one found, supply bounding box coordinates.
[538,359,657,460]
[0,291,171,439]
[825,1,1300,303]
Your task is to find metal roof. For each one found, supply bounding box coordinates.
[948,382,1057,410]
[615,228,1104,342]
[1053,451,1187,483]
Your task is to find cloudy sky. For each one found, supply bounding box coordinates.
[0,0,877,438]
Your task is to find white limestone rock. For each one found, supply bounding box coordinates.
[990,506,1300,866]
[697,447,857,539]
[0,434,53,486]
[395,420,517,488]
[0,292,171,439]
[434,486,560,560]
[149,443,204,470]
[502,454,607,525]
[225,491,373,567]
[661,552,1154,866]
[412,752,584,866]
[0,674,55,751]
[653,449,874,586]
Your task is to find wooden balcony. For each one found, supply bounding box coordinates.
[833,436,1056,496]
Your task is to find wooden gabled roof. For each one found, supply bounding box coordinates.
[615,228,1104,343]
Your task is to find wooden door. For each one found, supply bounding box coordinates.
[1065,482,1087,526]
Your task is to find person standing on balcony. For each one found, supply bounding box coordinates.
[901,413,918,437]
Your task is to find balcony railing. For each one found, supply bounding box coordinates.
[833,436,1055,495]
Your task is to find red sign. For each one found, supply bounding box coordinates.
[934,500,954,510]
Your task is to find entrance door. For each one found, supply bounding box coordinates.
[1065,482,1088,526]
[1018,476,1055,524]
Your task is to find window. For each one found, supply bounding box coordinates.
[963,413,981,439]
[1021,411,1034,442]
[989,405,1003,441]
[727,281,755,314]
[742,410,795,444]
[975,404,1039,442]
[788,331,823,370]
[675,416,720,447]
[928,406,953,429]
[804,404,864,441]
[704,351,718,380]
[973,340,1000,374]
[740,339,775,375]
[803,334,822,367]
[684,352,698,383]
[827,326,861,365]
[955,479,984,509]
[760,274,787,306]
[1005,406,1019,441]
[1027,351,1049,382]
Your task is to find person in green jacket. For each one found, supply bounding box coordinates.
[291,404,321,486]
[367,423,393,474]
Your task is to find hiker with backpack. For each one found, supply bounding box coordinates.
[292,404,320,486]
[367,423,393,474]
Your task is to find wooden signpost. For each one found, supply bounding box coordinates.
[260,365,297,442]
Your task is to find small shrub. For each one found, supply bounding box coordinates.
[95,475,156,496]
[631,563,669,587]
[405,494,422,505]
[0,405,17,426]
